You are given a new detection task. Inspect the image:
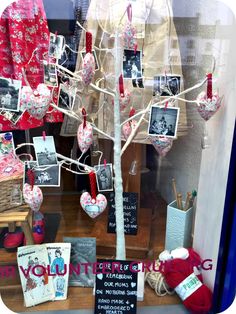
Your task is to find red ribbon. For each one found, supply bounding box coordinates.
[86,32,92,54]
[42,131,46,141]
[129,108,136,118]
[119,74,124,96]
[127,3,132,22]
[27,169,35,190]
[207,73,213,100]
[82,108,87,129]
[89,171,97,200]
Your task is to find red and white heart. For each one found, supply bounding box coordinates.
[122,120,137,140]
[149,136,173,157]
[82,53,95,86]
[23,183,43,212]
[197,91,222,121]
[21,84,51,120]
[77,122,93,153]
[122,22,137,50]
[80,192,107,218]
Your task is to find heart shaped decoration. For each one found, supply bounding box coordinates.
[77,122,93,153]
[23,183,43,212]
[80,192,107,218]
[21,84,51,120]
[122,120,137,140]
[122,22,137,50]
[197,91,222,121]
[82,52,95,86]
[112,89,131,111]
[149,136,173,157]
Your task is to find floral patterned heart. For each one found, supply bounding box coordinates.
[197,91,222,121]
[23,183,43,212]
[82,52,95,86]
[122,22,137,50]
[122,120,137,140]
[21,84,51,120]
[80,192,107,218]
[149,136,173,157]
[77,122,93,153]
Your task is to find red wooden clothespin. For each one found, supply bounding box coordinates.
[82,108,87,129]
[42,131,46,141]
[55,31,58,39]
[164,100,169,111]
[119,74,124,97]
[129,107,136,118]
[104,159,107,169]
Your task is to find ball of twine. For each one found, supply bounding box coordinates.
[145,259,175,296]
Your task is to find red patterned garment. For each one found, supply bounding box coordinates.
[0,0,63,131]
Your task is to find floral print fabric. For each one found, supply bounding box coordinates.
[0,0,63,131]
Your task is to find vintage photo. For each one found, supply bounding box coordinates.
[24,161,61,187]
[123,49,144,87]
[48,32,64,59]
[81,50,99,71]
[94,163,113,192]
[153,75,181,97]
[43,62,58,87]
[148,106,180,138]
[0,77,22,112]
[33,136,58,166]
[1,109,25,124]
[58,84,76,110]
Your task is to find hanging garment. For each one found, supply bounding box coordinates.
[0,0,63,132]
[73,0,187,142]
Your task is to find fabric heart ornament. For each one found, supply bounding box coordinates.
[122,4,137,50]
[196,73,222,121]
[197,91,222,121]
[77,119,93,153]
[21,84,51,120]
[82,32,95,86]
[23,183,43,212]
[149,136,173,157]
[122,120,137,140]
[112,89,131,111]
[80,192,107,218]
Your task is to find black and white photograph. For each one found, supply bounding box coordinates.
[23,161,61,187]
[48,32,64,60]
[81,50,99,71]
[0,77,22,112]
[43,62,58,87]
[153,74,181,97]
[123,49,144,88]
[1,109,25,124]
[58,84,76,110]
[148,106,180,138]
[94,163,113,192]
[33,136,58,166]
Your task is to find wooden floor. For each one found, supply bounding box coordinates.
[0,193,181,312]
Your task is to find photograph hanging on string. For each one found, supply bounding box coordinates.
[58,84,76,110]
[123,49,144,88]
[94,163,113,192]
[43,62,58,87]
[1,109,25,125]
[148,105,180,138]
[48,32,64,60]
[33,136,58,166]
[81,50,99,71]
[0,77,22,112]
[23,161,61,187]
[153,74,181,97]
